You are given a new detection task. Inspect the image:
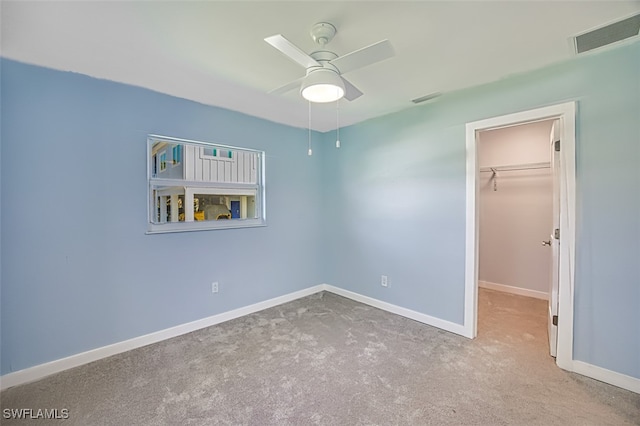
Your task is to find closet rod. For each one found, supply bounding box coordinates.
[479,161,550,173]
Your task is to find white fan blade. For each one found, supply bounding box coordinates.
[265,34,321,69]
[341,77,363,101]
[269,77,304,95]
[330,39,394,75]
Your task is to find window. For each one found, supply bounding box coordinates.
[147,135,266,233]
[172,144,182,165]
[202,147,233,160]
[159,151,167,172]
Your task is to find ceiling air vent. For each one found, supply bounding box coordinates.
[411,92,442,104]
[574,13,640,54]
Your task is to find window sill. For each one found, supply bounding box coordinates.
[146,219,266,234]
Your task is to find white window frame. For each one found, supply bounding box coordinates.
[147,134,266,234]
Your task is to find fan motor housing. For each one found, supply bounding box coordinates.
[309,50,338,62]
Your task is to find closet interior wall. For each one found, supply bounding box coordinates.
[478,120,555,299]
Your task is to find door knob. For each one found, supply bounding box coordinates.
[542,240,551,246]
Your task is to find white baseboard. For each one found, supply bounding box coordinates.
[3,283,636,396]
[0,284,469,390]
[0,285,325,391]
[323,285,468,337]
[572,361,640,394]
[479,280,548,300]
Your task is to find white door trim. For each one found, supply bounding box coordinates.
[464,102,576,371]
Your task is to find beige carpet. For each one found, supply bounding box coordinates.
[1,289,639,425]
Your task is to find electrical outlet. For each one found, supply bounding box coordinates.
[381,275,388,287]
[211,282,219,293]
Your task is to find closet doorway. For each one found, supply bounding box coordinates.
[477,119,557,354]
[463,102,576,372]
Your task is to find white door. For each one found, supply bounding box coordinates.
[548,120,561,357]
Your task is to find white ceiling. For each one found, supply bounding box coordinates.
[2,1,639,132]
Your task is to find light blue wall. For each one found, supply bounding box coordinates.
[0,60,326,374]
[320,41,639,379]
[320,107,468,323]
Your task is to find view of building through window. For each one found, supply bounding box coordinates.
[148,135,265,233]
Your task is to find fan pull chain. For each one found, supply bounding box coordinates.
[308,100,313,156]
[336,99,341,148]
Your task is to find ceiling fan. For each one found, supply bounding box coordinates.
[264,22,395,103]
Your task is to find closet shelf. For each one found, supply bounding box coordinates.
[479,161,550,173]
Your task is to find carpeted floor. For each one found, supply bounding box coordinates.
[1,289,639,425]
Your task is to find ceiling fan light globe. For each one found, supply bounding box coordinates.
[302,84,344,103]
[301,69,345,103]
